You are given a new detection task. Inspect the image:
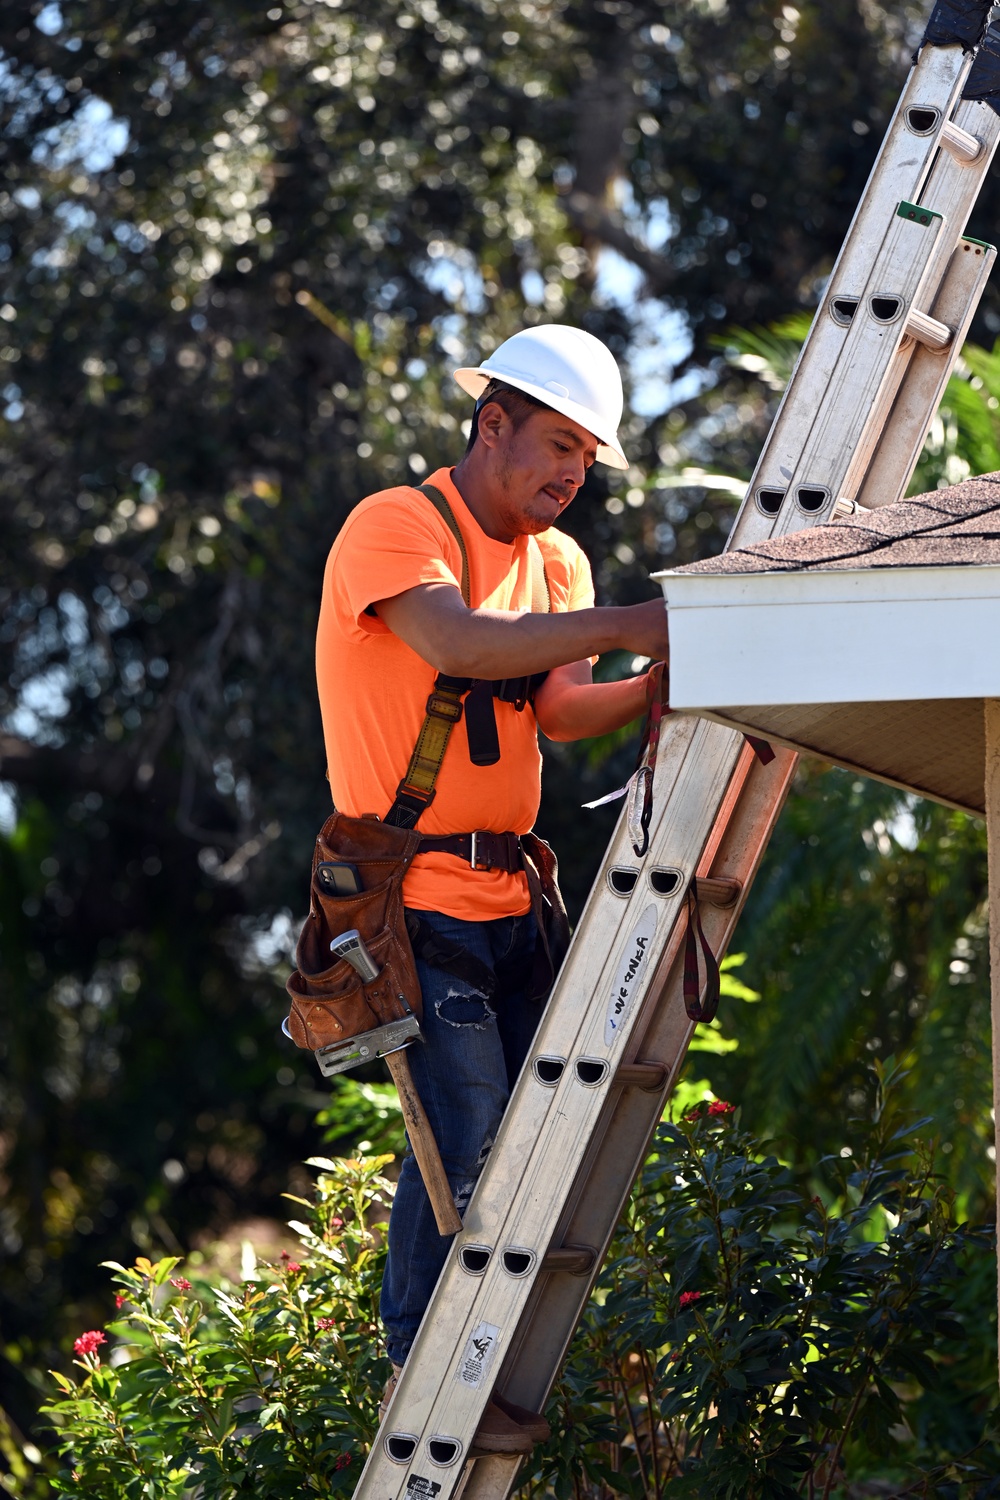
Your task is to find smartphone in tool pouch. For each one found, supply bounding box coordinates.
[316,860,362,896]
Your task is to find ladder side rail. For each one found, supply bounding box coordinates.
[856,236,996,508]
[725,42,975,552]
[457,745,799,1500]
[488,745,798,1409]
[362,720,712,1468]
[766,207,948,537]
[358,723,749,1496]
[836,100,1000,501]
[856,98,1000,507]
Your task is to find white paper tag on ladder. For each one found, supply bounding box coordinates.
[583,768,651,852]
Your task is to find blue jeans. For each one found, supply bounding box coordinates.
[380,907,541,1366]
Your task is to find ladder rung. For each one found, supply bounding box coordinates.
[541,1245,596,1275]
[903,306,952,350]
[693,875,742,907]
[615,1062,668,1091]
[939,118,982,165]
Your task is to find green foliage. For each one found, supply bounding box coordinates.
[516,1061,998,1499]
[314,1078,406,1159]
[34,1074,997,1499]
[41,1157,393,1498]
[699,763,993,1220]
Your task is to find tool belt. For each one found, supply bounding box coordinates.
[286,819,569,1052]
[285,812,423,1052]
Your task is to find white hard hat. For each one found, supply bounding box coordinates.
[454,324,629,470]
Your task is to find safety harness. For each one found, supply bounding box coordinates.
[384,482,552,831]
[381,482,560,999]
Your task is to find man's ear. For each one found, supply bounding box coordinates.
[475,399,508,450]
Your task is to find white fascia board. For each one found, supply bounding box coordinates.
[652,564,1000,709]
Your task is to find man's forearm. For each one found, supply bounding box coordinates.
[534,673,649,742]
[375,584,668,677]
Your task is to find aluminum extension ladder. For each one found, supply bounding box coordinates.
[353,6,1000,1497]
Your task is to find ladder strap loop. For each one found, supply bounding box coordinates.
[683,882,721,1024]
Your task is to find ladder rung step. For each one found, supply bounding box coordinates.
[693,875,742,907]
[939,118,982,164]
[903,306,952,350]
[615,1062,668,1091]
[541,1246,596,1275]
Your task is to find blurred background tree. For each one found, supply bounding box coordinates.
[1,0,998,1464]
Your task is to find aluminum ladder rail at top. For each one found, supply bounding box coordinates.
[736,8,1000,545]
[351,6,998,1499]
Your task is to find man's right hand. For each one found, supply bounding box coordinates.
[616,599,670,665]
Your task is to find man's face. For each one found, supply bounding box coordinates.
[488,404,598,537]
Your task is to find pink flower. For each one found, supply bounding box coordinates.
[316,1317,336,1331]
[331,1217,343,1229]
[114,1293,126,1309]
[73,1331,106,1359]
[679,1291,702,1308]
[169,1278,192,1291]
[707,1100,735,1116]
[284,1262,302,1275]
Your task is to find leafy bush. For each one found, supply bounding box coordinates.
[41,1157,393,1498]
[30,1066,997,1499]
[517,1060,998,1499]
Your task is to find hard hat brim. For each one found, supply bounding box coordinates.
[453,366,629,471]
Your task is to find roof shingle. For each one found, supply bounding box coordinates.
[676,471,1000,575]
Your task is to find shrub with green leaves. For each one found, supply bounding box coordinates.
[517,1061,998,1500]
[42,1156,393,1498]
[35,1066,998,1499]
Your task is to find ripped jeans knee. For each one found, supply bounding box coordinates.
[434,983,496,1030]
[453,1132,495,1212]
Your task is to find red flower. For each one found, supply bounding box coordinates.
[284,1262,302,1275]
[679,1291,702,1308]
[668,1349,682,1362]
[335,1452,353,1470]
[707,1100,735,1116]
[114,1293,126,1309]
[316,1317,336,1331]
[169,1278,192,1291]
[280,1249,290,1261]
[73,1331,106,1359]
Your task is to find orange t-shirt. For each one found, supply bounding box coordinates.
[316,467,595,920]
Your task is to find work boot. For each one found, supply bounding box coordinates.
[469,1399,538,1456]
[491,1391,551,1444]
[379,1363,403,1421]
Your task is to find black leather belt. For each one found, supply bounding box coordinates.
[418,831,523,873]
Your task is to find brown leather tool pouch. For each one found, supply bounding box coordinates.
[285,813,423,1052]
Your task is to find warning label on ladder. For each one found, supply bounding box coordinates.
[454,1321,501,1387]
[604,905,658,1045]
[404,1476,442,1500]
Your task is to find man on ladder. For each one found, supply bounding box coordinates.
[316,323,668,1453]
